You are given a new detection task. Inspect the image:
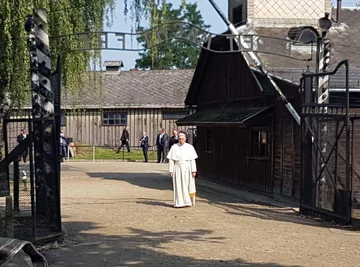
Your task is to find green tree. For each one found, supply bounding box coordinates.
[135,2,210,69]
[0,0,115,137]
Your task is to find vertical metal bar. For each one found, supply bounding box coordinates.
[67,145,70,162]
[93,145,95,163]
[280,116,284,195]
[315,37,321,101]
[345,60,351,219]
[351,118,354,218]
[315,116,320,207]
[291,119,296,198]
[53,56,62,233]
[4,120,9,190]
[28,119,36,240]
[122,146,124,162]
[13,158,20,211]
[270,115,275,193]
[334,120,339,186]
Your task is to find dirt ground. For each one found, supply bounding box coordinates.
[42,162,360,267]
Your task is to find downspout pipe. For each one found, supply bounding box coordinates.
[337,0,342,23]
[208,0,301,125]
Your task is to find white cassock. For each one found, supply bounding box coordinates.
[167,142,198,207]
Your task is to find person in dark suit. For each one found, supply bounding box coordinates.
[156,129,168,163]
[60,130,68,162]
[139,131,149,162]
[17,129,28,163]
[117,126,130,153]
[168,129,179,149]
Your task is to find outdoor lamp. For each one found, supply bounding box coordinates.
[317,13,332,37]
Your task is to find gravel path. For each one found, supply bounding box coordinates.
[43,162,360,267]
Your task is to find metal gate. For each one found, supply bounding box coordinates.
[299,60,357,223]
[0,58,63,242]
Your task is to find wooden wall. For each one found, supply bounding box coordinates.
[193,52,262,106]
[273,100,301,198]
[62,107,194,147]
[196,126,273,193]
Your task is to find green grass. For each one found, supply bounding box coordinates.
[71,144,157,161]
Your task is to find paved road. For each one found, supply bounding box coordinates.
[43,162,360,267]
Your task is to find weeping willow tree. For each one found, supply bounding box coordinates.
[0,0,115,142]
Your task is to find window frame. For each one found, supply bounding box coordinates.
[232,2,247,26]
[102,112,127,126]
[251,128,270,158]
[205,128,213,153]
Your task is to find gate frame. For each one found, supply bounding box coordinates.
[0,57,63,243]
[299,59,353,223]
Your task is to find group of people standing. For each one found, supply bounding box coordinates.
[16,128,69,163]
[116,126,183,164]
[155,128,179,163]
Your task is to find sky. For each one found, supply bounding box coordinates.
[102,0,359,70]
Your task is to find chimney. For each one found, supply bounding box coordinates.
[104,61,124,73]
[337,0,342,23]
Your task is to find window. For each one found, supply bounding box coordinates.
[297,29,317,43]
[231,2,247,26]
[163,111,187,120]
[205,128,212,153]
[102,112,127,126]
[252,130,269,157]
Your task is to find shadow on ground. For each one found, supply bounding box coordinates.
[85,171,358,231]
[43,221,300,267]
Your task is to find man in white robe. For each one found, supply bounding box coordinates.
[167,132,198,208]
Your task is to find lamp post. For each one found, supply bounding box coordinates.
[315,13,332,209]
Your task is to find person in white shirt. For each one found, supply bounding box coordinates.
[167,132,198,208]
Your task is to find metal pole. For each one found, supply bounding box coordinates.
[207,0,300,125]
[315,37,322,208]
[315,37,321,100]
[13,158,20,211]
[350,118,354,218]
[4,120,9,191]
[345,60,350,200]
[67,145,70,162]
[28,119,36,239]
[92,145,95,163]
[337,0,342,23]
